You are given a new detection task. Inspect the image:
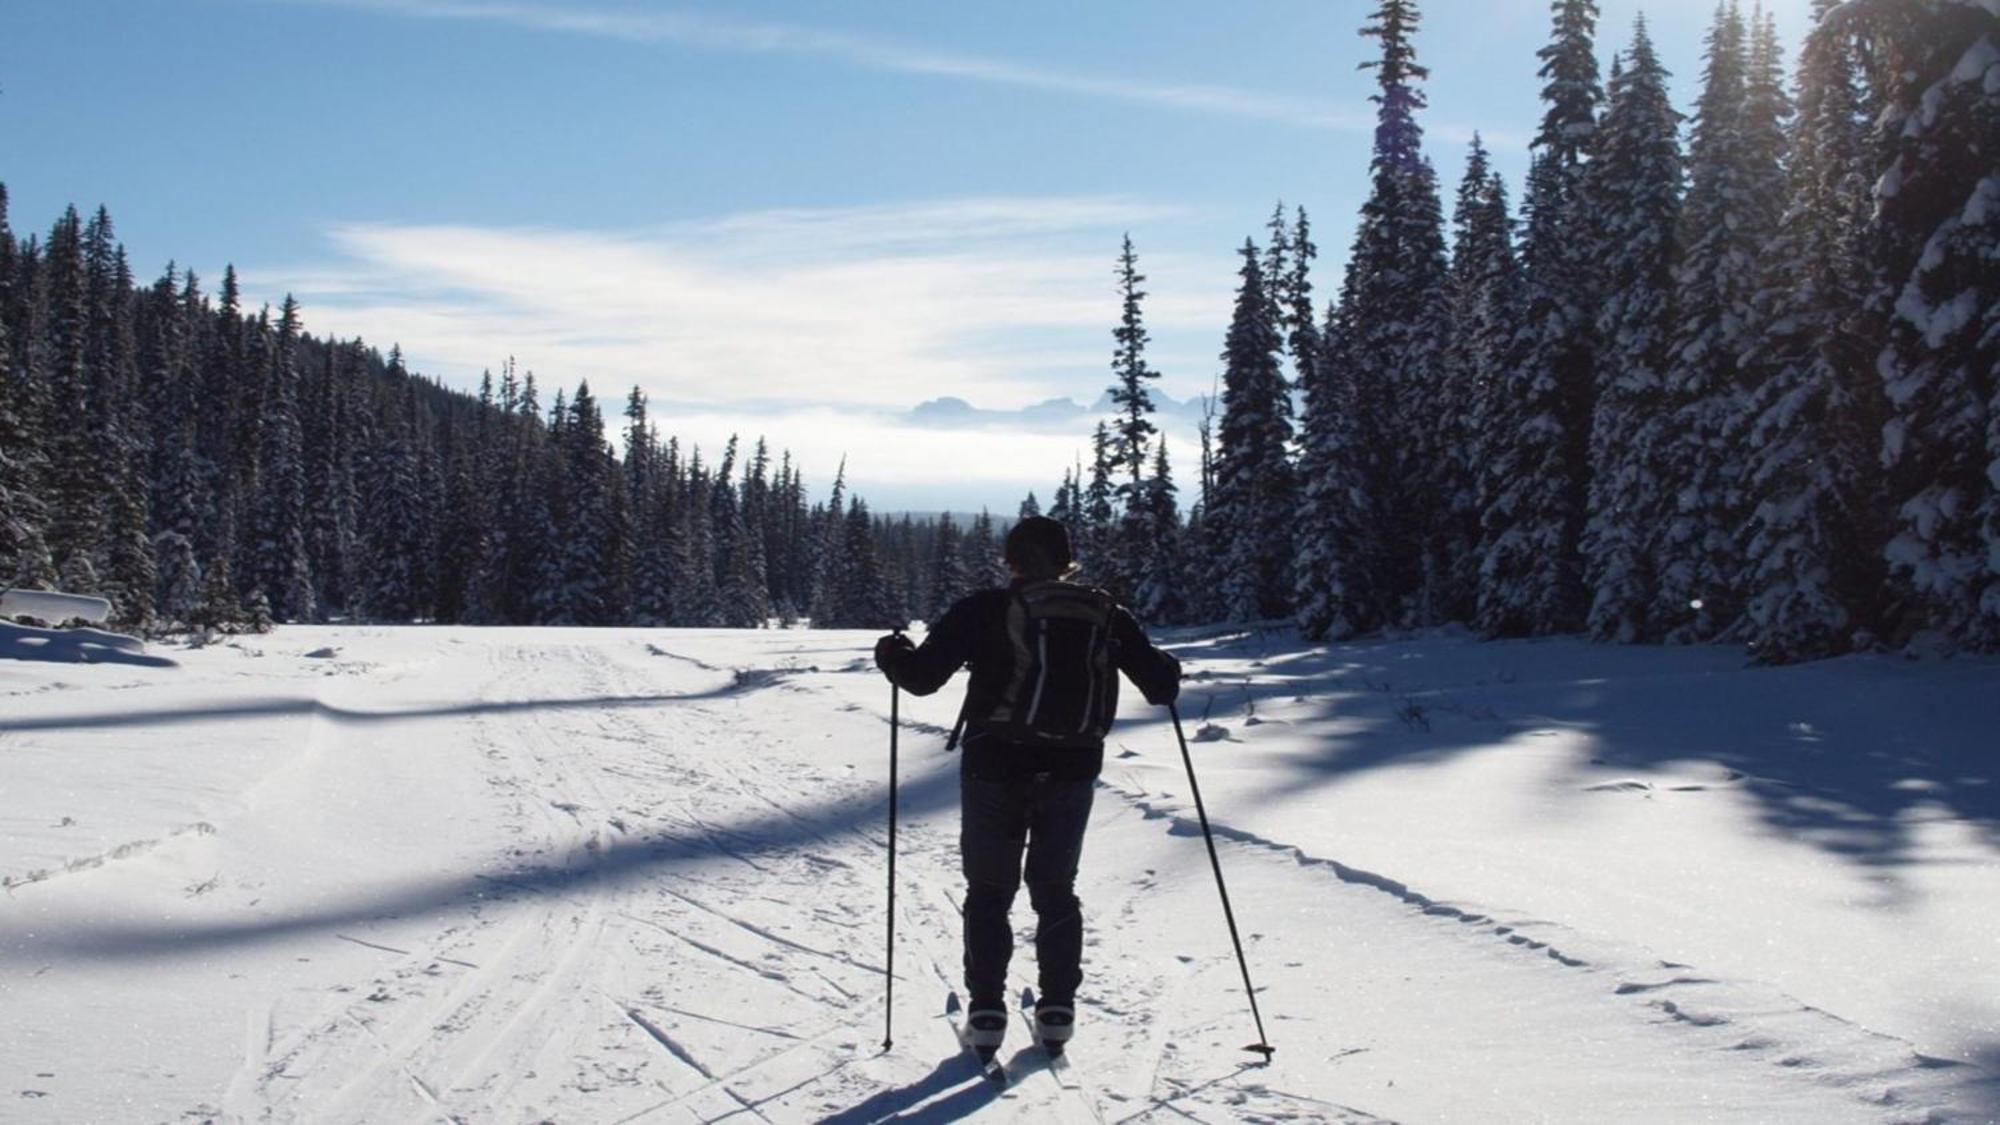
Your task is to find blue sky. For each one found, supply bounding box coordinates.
[3,0,1817,512]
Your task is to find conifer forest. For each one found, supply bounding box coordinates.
[2,0,1995,666]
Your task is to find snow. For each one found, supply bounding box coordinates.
[3,626,1997,1122]
[1949,36,1998,86]
[0,588,112,625]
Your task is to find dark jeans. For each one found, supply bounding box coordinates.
[959,769,1095,1011]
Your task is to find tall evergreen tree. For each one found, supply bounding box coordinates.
[1480,0,1603,636]
[362,415,428,621]
[0,187,55,587]
[1079,423,1117,585]
[1212,240,1296,622]
[1299,0,1443,634]
[248,297,315,621]
[0,289,55,587]
[549,382,622,625]
[41,208,101,575]
[1131,438,1186,624]
[1835,0,2000,648]
[928,514,969,620]
[1107,235,1161,602]
[823,498,899,628]
[1739,0,1886,660]
[807,460,847,625]
[1441,137,1523,627]
[1582,19,1686,642]
[1653,2,1788,641]
[961,509,1005,589]
[1280,207,1321,394]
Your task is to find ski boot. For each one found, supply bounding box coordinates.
[1033,1001,1075,1057]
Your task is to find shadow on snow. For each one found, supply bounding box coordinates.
[1149,628,2000,898]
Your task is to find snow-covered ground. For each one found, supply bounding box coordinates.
[2,624,1995,1123]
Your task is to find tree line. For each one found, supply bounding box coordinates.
[0,192,956,632]
[1051,0,1997,663]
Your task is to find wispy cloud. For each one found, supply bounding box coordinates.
[272,0,1382,133]
[240,195,1230,504]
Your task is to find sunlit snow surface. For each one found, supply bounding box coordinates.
[2,625,1996,1122]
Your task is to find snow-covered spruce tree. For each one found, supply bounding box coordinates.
[721,505,770,628]
[190,550,242,634]
[249,297,315,622]
[962,508,1006,589]
[675,453,722,627]
[1440,137,1522,627]
[0,223,57,586]
[152,529,201,628]
[623,416,668,626]
[1829,0,1999,649]
[732,439,775,628]
[707,436,740,610]
[1047,466,1080,530]
[1653,3,1789,642]
[1359,0,1447,627]
[1212,240,1297,623]
[821,498,899,629]
[1582,19,1685,643]
[1739,0,1887,661]
[303,343,361,617]
[1479,0,1602,637]
[147,269,206,551]
[547,382,624,625]
[1279,211,1322,481]
[1298,0,1443,635]
[40,208,102,577]
[1079,423,1118,587]
[1018,492,1041,518]
[476,363,530,623]
[361,416,428,622]
[77,221,156,627]
[629,458,676,627]
[806,459,847,626]
[433,433,488,624]
[1107,234,1160,604]
[928,514,968,620]
[1131,438,1186,625]
[1296,290,1377,637]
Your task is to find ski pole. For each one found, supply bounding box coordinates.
[882,627,903,1050]
[1169,702,1275,1061]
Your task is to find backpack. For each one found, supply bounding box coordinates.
[976,581,1121,748]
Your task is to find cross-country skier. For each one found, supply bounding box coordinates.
[874,515,1181,1063]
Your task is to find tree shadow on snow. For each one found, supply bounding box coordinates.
[1,762,961,964]
[1152,629,2000,898]
[814,1054,1000,1123]
[0,680,776,735]
[1962,1043,2000,1122]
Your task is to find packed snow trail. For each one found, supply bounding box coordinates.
[2,627,1994,1122]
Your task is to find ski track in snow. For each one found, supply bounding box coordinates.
[2,628,1994,1123]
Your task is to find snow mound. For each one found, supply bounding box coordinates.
[0,621,174,668]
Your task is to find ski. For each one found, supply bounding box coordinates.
[1019,988,1107,1121]
[944,992,1009,1086]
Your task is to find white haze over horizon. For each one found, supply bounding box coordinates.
[241,196,1238,513]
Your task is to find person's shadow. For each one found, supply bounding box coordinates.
[815,1053,1003,1123]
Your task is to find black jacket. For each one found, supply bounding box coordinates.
[879,580,1181,779]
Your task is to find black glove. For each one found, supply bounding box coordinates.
[874,632,914,678]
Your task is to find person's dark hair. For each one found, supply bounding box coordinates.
[1004,516,1078,581]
